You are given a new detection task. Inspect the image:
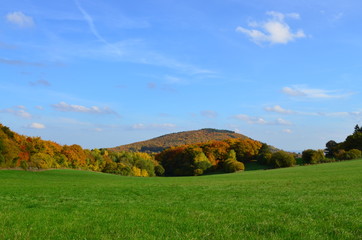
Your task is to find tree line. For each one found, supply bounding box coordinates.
[1,123,360,177]
[0,124,162,176]
[0,123,298,176]
[302,125,362,164]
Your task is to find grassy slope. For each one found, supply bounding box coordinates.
[0,160,361,240]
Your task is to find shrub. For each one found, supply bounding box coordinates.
[223,160,245,173]
[20,160,28,170]
[336,149,362,160]
[257,152,272,165]
[346,149,362,159]
[194,168,204,176]
[270,151,296,168]
[154,165,165,176]
[223,150,245,173]
[30,153,54,169]
[319,157,336,163]
[302,149,325,164]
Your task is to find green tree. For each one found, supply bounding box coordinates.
[154,165,165,176]
[343,132,362,151]
[302,149,325,164]
[354,124,361,134]
[257,143,272,165]
[270,151,296,168]
[325,140,338,158]
[223,150,245,173]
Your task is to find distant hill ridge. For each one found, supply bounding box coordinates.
[110,128,249,153]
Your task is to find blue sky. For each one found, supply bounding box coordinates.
[1,0,361,151]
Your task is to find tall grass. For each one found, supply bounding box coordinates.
[0,160,361,239]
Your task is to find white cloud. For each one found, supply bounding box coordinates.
[52,102,117,115]
[201,110,218,118]
[29,123,45,129]
[264,105,294,114]
[275,118,292,125]
[234,114,267,125]
[6,11,34,28]
[236,11,305,45]
[282,86,351,99]
[234,114,291,125]
[1,106,32,119]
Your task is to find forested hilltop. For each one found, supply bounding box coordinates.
[110,128,249,153]
[0,123,361,176]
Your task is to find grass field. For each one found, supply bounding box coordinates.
[0,160,361,240]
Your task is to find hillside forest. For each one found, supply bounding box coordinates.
[0,123,361,176]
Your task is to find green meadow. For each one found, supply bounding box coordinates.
[0,160,361,240]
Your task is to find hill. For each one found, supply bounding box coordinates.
[110,128,249,153]
[0,160,360,239]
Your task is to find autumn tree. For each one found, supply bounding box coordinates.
[227,138,262,162]
[223,150,245,173]
[156,145,212,176]
[200,141,230,166]
[29,152,54,169]
[61,144,87,168]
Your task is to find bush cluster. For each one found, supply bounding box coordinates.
[335,149,362,160]
[302,149,325,164]
[223,150,245,173]
[269,151,296,168]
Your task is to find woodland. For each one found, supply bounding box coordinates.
[0,123,361,176]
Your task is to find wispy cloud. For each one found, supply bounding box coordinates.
[28,122,45,129]
[201,110,218,118]
[6,11,34,28]
[0,58,44,67]
[96,41,214,75]
[73,2,214,76]
[130,123,176,130]
[29,79,51,87]
[75,0,122,55]
[52,102,117,115]
[234,114,292,125]
[264,105,294,114]
[236,11,305,45]
[147,82,157,89]
[164,75,187,84]
[1,106,32,119]
[265,104,362,118]
[282,129,292,134]
[234,114,267,124]
[282,86,352,99]
[0,41,17,49]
